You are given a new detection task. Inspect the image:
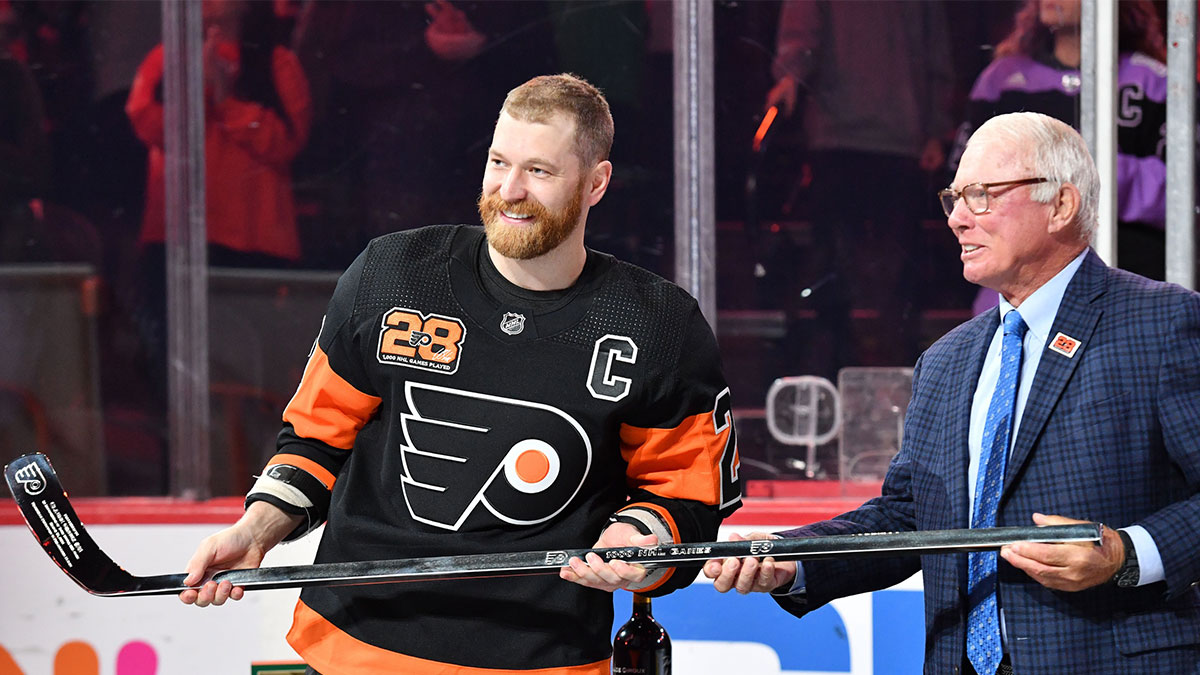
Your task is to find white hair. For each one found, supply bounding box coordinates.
[969,112,1099,243]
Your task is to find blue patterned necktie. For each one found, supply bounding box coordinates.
[967,309,1027,675]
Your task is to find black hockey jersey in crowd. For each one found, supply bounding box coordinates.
[255,225,741,673]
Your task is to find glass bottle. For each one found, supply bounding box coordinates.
[611,593,671,674]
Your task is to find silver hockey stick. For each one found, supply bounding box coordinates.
[5,453,1101,597]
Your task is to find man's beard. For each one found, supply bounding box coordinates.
[477,185,584,260]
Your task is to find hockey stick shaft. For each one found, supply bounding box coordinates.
[213,523,1100,592]
[5,453,1101,597]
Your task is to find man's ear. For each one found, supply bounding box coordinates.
[586,160,613,207]
[1047,182,1081,235]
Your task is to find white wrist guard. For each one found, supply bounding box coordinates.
[611,507,674,591]
[245,464,329,541]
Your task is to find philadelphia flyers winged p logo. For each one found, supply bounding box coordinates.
[399,382,593,531]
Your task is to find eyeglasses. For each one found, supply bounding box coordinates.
[937,177,1049,217]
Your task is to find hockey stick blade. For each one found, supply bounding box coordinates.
[6,453,1101,597]
[4,452,188,596]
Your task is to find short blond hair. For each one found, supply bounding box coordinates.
[500,73,614,167]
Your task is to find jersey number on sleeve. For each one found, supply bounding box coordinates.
[713,388,741,511]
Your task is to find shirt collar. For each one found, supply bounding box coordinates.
[997,248,1089,344]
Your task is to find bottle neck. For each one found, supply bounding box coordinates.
[632,593,653,618]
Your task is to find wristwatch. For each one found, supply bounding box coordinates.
[1112,529,1140,588]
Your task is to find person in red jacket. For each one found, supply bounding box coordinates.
[127,0,312,265]
[124,0,313,462]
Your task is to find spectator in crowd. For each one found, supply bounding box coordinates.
[766,0,955,377]
[953,0,1169,290]
[768,0,955,379]
[124,0,313,459]
[127,0,312,268]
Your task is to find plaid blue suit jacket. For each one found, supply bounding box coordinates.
[774,251,1200,673]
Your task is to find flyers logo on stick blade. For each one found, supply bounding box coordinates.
[13,461,46,496]
[377,307,466,374]
[399,382,593,531]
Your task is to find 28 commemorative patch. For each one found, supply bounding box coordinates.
[377,307,466,374]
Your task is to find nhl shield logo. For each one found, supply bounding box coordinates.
[500,312,526,336]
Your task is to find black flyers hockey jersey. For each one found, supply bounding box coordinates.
[254,225,741,674]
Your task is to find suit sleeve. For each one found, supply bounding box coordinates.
[1141,292,1200,597]
[246,249,382,538]
[616,301,742,594]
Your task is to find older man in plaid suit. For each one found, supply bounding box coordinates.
[705,111,1200,674]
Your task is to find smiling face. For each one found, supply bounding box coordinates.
[478,111,594,260]
[947,129,1079,305]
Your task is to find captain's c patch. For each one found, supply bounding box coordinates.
[377,307,466,374]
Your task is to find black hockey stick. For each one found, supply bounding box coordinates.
[5,452,1102,597]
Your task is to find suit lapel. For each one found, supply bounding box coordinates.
[945,312,998,527]
[1003,251,1107,493]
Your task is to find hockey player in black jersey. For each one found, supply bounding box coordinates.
[179,73,741,674]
